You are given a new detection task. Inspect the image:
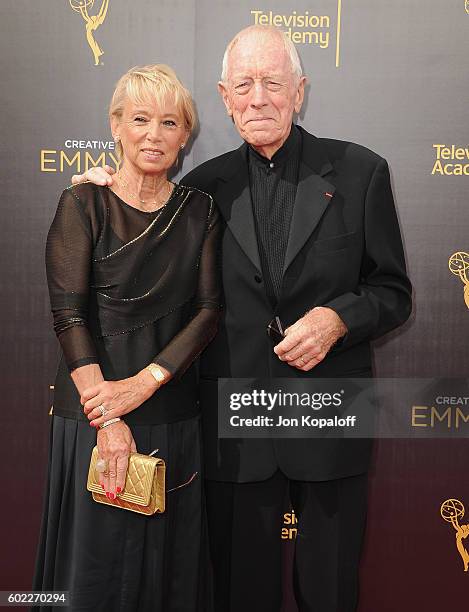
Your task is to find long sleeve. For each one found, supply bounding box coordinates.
[324,158,412,348]
[46,188,99,371]
[153,201,223,377]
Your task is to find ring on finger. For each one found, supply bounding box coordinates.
[97,404,108,417]
[299,356,306,366]
[95,458,108,473]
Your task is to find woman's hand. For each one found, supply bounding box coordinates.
[96,420,136,497]
[82,369,163,427]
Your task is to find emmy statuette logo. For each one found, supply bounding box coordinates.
[69,0,109,66]
[465,1,469,15]
[441,499,469,571]
[449,252,469,309]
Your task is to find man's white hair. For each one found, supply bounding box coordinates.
[220,25,303,82]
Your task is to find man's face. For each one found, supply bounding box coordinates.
[218,33,305,156]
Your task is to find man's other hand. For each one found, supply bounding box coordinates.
[274,307,347,371]
[71,164,116,186]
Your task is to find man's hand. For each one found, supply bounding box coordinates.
[273,307,347,371]
[71,164,116,186]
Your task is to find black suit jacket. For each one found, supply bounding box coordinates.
[182,126,411,482]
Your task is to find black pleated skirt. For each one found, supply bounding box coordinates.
[33,415,212,612]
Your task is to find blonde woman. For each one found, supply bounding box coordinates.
[33,65,221,611]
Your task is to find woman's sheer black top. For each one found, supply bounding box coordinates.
[46,182,223,424]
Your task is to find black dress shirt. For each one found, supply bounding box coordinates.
[248,124,301,304]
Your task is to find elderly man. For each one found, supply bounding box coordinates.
[74,25,411,612]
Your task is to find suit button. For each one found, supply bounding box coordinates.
[254,275,262,284]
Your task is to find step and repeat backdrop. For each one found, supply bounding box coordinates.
[1,1,468,610]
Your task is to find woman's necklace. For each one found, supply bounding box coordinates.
[115,172,172,211]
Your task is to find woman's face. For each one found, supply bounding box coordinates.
[112,96,188,176]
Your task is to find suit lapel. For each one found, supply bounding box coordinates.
[215,144,261,273]
[283,128,336,274]
[213,130,336,279]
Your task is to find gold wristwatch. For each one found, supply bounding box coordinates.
[145,363,166,387]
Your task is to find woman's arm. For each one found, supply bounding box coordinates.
[151,199,223,374]
[46,188,100,372]
[71,363,104,395]
[47,187,135,497]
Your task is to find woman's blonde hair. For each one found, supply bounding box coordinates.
[109,64,197,158]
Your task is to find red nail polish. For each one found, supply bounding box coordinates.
[105,492,110,499]
[116,487,122,493]
[109,493,115,500]
[101,484,105,490]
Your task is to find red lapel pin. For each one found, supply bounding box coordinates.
[325,192,333,199]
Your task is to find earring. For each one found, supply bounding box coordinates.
[113,134,120,143]
[180,143,185,150]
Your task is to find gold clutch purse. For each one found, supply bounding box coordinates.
[87,446,166,515]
